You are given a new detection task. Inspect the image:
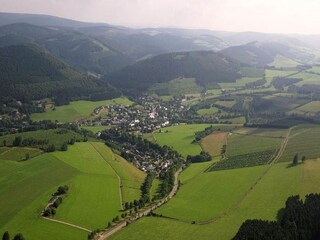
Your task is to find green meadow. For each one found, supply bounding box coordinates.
[152,124,211,157]
[0,142,144,239]
[110,159,320,240]
[31,97,133,122]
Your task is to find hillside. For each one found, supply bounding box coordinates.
[0,23,133,74]
[0,44,120,101]
[105,51,241,92]
[220,41,318,67]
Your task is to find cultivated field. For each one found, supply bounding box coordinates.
[200,132,228,156]
[290,101,320,115]
[226,133,282,157]
[279,125,320,162]
[196,107,218,116]
[110,159,320,240]
[31,97,133,122]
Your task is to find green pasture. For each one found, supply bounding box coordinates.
[110,159,320,240]
[31,97,133,122]
[153,124,211,157]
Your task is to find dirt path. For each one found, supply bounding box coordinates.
[97,168,182,240]
[90,143,124,210]
[43,217,92,232]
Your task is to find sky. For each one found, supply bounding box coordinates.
[1,0,320,34]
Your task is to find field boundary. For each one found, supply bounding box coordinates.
[42,217,92,232]
[90,143,124,210]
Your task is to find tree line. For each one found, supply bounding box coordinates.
[233,194,320,240]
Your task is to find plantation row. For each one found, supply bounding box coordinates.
[210,149,277,171]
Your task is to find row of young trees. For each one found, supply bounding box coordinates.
[42,185,69,217]
[233,194,320,240]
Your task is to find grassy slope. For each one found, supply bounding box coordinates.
[52,143,121,229]
[31,97,133,122]
[90,142,146,202]
[153,124,211,157]
[0,129,88,150]
[110,159,320,240]
[0,141,144,239]
[0,154,86,240]
[0,147,42,161]
[279,125,320,162]
[226,134,282,157]
[155,165,267,222]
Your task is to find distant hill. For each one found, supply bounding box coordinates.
[0,44,120,101]
[0,12,107,28]
[220,41,317,67]
[105,51,241,93]
[0,23,133,74]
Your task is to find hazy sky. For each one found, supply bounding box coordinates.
[1,0,320,34]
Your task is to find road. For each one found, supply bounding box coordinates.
[97,168,182,240]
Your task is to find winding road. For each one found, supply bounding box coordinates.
[97,168,182,240]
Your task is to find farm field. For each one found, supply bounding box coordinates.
[153,124,211,157]
[231,127,287,138]
[0,147,42,161]
[269,55,300,68]
[0,128,90,150]
[279,125,320,162]
[0,141,144,239]
[293,72,320,86]
[110,159,320,240]
[226,133,282,157]
[149,78,203,96]
[240,67,264,77]
[218,77,261,89]
[290,101,320,115]
[214,100,236,108]
[31,97,133,122]
[200,132,227,156]
[155,165,268,222]
[196,107,218,116]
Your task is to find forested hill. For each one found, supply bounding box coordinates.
[0,23,133,74]
[105,51,241,92]
[0,44,120,101]
[220,41,317,67]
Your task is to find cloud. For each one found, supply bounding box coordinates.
[0,0,320,34]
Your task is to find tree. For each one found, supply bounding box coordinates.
[25,153,30,160]
[13,233,25,240]
[292,153,299,166]
[2,140,6,147]
[301,156,306,162]
[61,142,68,151]
[2,231,9,240]
[13,136,22,147]
[107,222,112,228]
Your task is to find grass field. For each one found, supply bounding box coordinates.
[214,100,236,108]
[153,124,211,157]
[269,55,300,68]
[155,165,268,222]
[290,101,320,115]
[226,133,282,157]
[196,107,219,116]
[31,97,133,122]
[240,67,264,78]
[0,141,144,239]
[110,159,320,240]
[218,77,261,89]
[231,128,287,138]
[0,147,42,161]
[279,125,320,162]
[293,72,320,86]
[149,78,203,96]
[0,129,89,150]
[200,132,227,156]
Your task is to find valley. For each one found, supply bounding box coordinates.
[1,11,320,240]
